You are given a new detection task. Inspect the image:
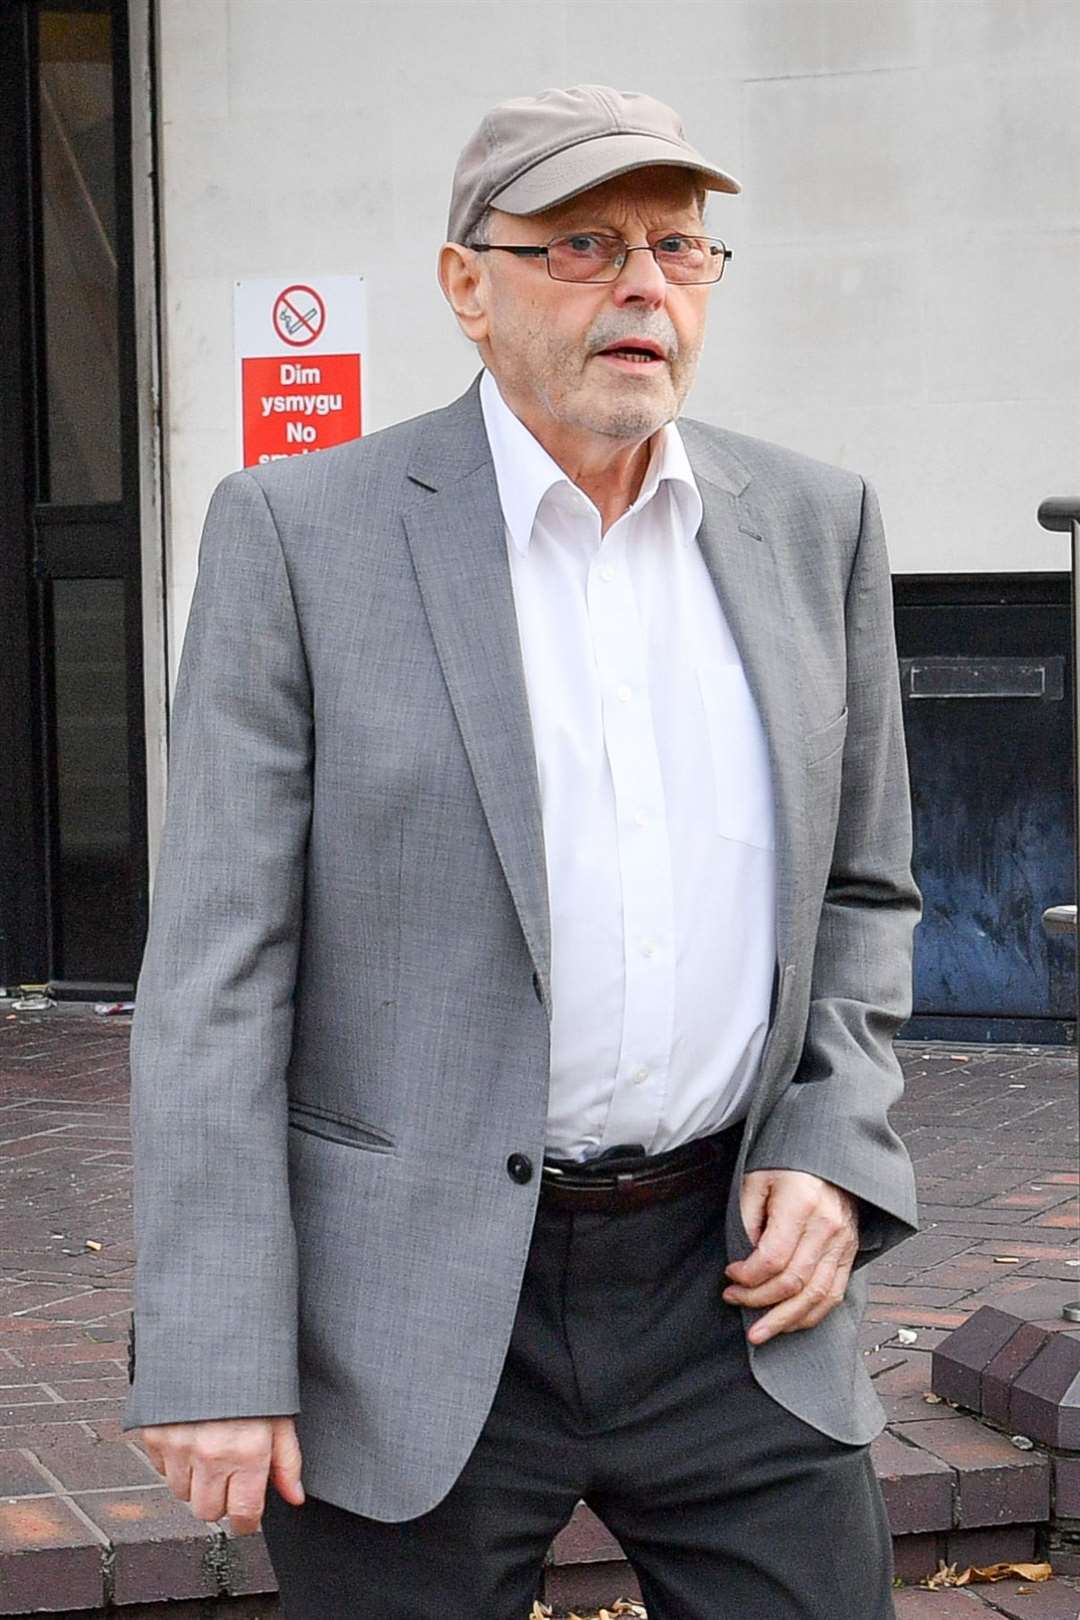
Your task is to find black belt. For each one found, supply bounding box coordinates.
[539,1120,744,1213]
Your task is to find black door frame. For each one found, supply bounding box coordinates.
[0,0,148,997]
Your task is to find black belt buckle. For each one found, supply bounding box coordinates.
[541,1141,648,1188]
[542,1137,718,1192]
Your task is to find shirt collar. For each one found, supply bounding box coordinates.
[479,367,702,554]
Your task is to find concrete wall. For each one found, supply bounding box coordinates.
[154,0,1080,690]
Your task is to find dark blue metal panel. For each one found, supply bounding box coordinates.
[894,575,1075,1043]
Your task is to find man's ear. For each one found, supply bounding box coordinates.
[438,243,489,344]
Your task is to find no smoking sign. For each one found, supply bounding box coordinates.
[273,285,326,347]
[234,275,365,466]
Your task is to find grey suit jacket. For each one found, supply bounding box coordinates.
[122,374,922,1522]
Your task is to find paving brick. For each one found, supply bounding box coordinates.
[968,1282,1080,1324]
[861,1322,901,1353]
[0,1281,94,1313]
[880,1231,984,1270]
[927,1178,1041,1208]
[919,1207,1061,1228]
[86,1416,126,1441]
[867,1344,921,1375]
[893,1588,997,1617]
[0,1419,134,1449]
[889,1327,962,1353]
[0,1318,67,1343]
[919,1256,1013,1293]
[0,1448,53,1498]
[0,1382,55,1411]
[1053,1456,1080,1521]
[220,1524,279,1597]
[871,1431,954,1534]
[48,1374,128,1400]
[876,1356,965,1425]
[989,1191,1078,1212]
[903,1419,1051,1528]
[983,1323,1054,1429]
[104,1594,285,1617]
[970,1244,1080,1263]
[543,1559,642,1611]
[872,1275,980,1301]
[550,1500,624,1565]
[0,1397,125,1427]
[869,1306,973,1330]
[20,1284,131,1323]
[1018,1263,1080,1286]
[959,1576,1080,1618]
[1010,1335,1080,1450]
[932,1308,1027,1410]
[0,1495,105,1612]
[892,1532,944,1582]
[70,1486,220,1604]
[1,1338,123,1367]
[905,1234,1008,1268]
[24,1429,160,1492]
[943,1524,1039,1567]
[873,1261,945,1288]
[1048,1537,1080,1575]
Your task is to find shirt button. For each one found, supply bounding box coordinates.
[633,809,648,827]
[641,941,657,958]
[633,1066,650,1084]
[506,1153,534,1184]
[616,684,633,703]
[599,564,615,582]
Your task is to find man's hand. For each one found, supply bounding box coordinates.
[137,1415,305,1535]
[722,1169,860,1344]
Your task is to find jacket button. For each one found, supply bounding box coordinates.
[506,1153,534,1184]
[531,970,543,1003]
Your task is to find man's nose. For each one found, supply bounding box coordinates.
[611,246,668,308]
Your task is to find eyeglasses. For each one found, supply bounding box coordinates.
[467,229,733,285]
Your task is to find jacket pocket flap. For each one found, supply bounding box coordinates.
[804,705,848,767]
[287,1099,395,1152]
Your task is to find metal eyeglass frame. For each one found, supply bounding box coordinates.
[466,230,733,285]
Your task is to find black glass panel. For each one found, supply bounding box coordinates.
[51,576,131,981]
[37,5,121,503]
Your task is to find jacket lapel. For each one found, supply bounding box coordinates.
[402,381,552,1006]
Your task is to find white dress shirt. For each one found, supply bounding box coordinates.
[479,368,778,1163]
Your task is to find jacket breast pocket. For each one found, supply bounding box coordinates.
[695,662,776,851]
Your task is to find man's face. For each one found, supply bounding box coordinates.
[472,167,713,445]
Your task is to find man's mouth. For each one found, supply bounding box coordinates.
[594,339,669,370]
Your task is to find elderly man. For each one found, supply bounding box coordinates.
[123,85,921,1620]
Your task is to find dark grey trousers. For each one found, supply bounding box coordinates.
[261,1126,896,1619]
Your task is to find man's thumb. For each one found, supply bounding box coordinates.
[740,1172,772,1247]
[269,1419,305,1504]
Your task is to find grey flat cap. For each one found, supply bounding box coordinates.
[447,84,741,245]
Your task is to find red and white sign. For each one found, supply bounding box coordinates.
[234,275,365,467]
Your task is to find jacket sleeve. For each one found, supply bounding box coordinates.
[744,475,922,1272]
[122,469,312,1427]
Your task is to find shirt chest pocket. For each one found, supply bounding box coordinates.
[695,662,776,852]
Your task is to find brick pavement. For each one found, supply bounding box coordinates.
[1,1004,1079,1615]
